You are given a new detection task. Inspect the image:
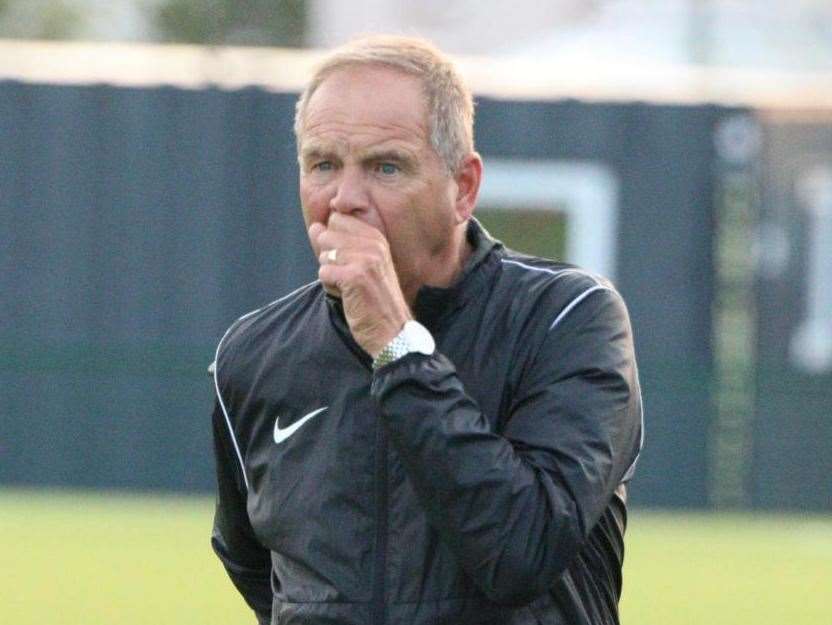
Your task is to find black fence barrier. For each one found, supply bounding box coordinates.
[2,80,738,508]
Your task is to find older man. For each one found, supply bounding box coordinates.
[211,35,642,625]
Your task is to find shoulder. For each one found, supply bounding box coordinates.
[495,250,623,330]
[492,252,637,397]
[210,280,322,375]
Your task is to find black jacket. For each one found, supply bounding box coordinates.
[211,221,643,625]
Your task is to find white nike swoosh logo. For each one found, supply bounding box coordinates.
[273,406,328,444]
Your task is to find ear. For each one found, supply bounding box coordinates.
[453,152,483,224]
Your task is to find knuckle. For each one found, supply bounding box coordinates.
[371,239,386,256]
[347,265,364,282]
[368,255,384,273]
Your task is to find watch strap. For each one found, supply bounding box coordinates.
[372,320,435,371]
[372,332,412,370]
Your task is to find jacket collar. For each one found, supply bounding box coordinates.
[411,218,500,330]
[326,218,501,336]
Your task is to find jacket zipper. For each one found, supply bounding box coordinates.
[372,413,389,625]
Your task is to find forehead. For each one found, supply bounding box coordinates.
[301,65,430,151]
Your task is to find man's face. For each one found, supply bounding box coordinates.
[298,65,461,295]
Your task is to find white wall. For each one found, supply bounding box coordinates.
[307,0,591,54]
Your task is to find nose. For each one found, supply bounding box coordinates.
[329,166,369,216]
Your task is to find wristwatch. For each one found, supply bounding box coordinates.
[372,320,436,370]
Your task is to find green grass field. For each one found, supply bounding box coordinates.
[1,489,829,624]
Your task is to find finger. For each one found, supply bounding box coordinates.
[318,248,340,266]
[308,222,326,257]
[316,228,370,255]
[317,246,373,267]
[327,212,384,239]
[318,261,352,294]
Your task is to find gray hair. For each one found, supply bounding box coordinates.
[294,35,475,173]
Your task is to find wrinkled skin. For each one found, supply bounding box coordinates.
[298,65,482,356]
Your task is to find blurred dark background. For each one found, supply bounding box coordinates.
[1,0,831,513]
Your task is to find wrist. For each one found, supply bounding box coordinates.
[372,320,435,370]
[369,318,410,360]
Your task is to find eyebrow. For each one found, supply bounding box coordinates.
[362,148,412,163]
[299,143,418,168]
[299,145,339,162]
[360,148,420,173]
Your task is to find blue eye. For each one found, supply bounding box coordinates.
[315,161,333,172]
[378,163,399,175]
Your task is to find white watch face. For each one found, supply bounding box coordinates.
[402,321,436,355]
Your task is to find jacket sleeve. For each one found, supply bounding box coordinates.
[210,400,273,624]
[370,288,642,606]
